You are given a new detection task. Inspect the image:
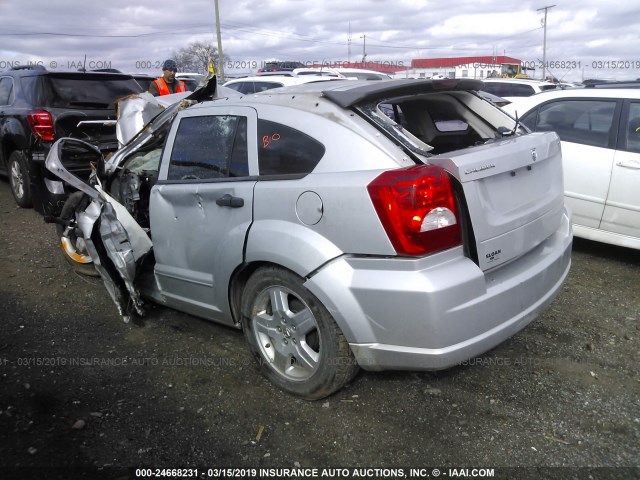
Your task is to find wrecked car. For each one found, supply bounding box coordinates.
[46,78,572,400]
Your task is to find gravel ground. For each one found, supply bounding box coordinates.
[0,180,638,480]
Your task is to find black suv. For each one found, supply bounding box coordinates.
[0,66,143,215]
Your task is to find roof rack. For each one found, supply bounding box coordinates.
[9,65,47,71]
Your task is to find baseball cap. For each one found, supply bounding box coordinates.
[162,59,178,71]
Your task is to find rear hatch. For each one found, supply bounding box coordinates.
[323,79,566,270]
[24,72,143,172]
[429,132,564,270]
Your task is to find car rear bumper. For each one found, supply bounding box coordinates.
[304,207,572,371]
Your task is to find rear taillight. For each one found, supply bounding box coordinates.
[27,110,55,141]
[367,165,462,256]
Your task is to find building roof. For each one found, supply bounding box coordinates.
[410,56,522,69]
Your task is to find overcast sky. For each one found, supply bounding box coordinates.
[1,0,638,82]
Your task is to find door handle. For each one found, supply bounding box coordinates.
[216,193,244,208]
[616,160,640,169]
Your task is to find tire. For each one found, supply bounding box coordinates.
[56,191,99,277]
[8,151,32,208]
[241,266,359,400]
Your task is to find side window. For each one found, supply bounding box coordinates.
[225,82,245,93]
[482,83,503,97]
[168,115,249,181]
[257,119,325,175]
[253,82,284,93]
[521,109,538,131]
[0,77,14,105]
[625,102,640,154]
[502,84,535,97]
[535,100,615,148]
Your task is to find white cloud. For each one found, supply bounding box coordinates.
[0,0,637,82]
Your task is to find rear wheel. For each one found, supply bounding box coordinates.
[241,266,358,400]
[8,151,32,208]
[56,191,99,277]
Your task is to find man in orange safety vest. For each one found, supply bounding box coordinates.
[148,59,187,96]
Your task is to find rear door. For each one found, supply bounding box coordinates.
[600,100,640,242]
[150,105,258,324]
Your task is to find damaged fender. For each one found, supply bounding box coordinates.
[45,138,152,322]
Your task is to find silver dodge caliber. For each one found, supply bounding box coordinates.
[46,78,572,399]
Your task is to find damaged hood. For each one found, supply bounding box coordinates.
[116,79,240,146]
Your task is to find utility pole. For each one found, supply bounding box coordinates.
[537,4,556,81]
[214,0,225,81]
[348,22,352,64]
[360,34,367,65]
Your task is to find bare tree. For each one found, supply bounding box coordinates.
[172,41,230,74]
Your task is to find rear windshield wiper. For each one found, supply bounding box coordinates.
[496,111,520,138]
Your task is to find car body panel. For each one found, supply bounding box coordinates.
[306,208,571,370]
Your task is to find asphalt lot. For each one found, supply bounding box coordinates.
[0,180,638,480]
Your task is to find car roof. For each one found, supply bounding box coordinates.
[502,87,640,116]
[319,78,483,107]
[222,78,483,108]
[482,78,557,86]
[223,76,338,86]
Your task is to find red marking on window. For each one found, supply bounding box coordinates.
[262,133,281,148]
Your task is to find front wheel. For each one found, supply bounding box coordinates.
[241,266,359,400]
[56,191,99,277]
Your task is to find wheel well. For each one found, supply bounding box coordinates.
[1,141,17,171]
[229,261,301,326]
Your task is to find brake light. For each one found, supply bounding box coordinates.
[27,110,55,141]
[367,165,461,256]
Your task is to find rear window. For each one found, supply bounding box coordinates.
[482,82,535,97]
[227,81,284,94]
[21,74,143,109]
[257,119,325,175]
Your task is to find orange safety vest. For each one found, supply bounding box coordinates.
[153,77,187,96]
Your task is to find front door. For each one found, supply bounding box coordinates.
[150,106,258,324]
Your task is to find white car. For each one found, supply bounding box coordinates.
[503,88,640,249]
[223,75,338,94]
[480,78,558,102]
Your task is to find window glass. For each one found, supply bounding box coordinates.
[257,119,325,175]
[625,102,640,154]
[168,115,248,180]
[225,82,245,93]
[481,83,501,96]
[22,75,141,108]
[535,100,615,148]
[0,78,13,105]
[502,84,535,97]
[253,82,284,92]
[521,110,538,131]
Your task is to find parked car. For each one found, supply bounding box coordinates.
[45,78,572,399]
[503,88,640,249]
[332,68,392,80]
[130,74,157,92]
[0,66,143,214]
[223,75,339,94]
[479,78,558,102]
[176,73,205,91]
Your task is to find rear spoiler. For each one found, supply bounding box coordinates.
[322,78,484,108]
